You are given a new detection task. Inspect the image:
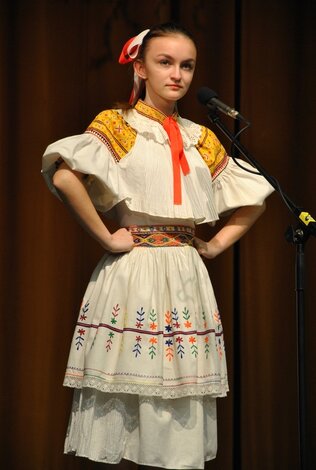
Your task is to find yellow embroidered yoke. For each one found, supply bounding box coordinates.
[85,103,228,180]
[42,100,273,222]
[86,109,137,163]
[196,125,229,179]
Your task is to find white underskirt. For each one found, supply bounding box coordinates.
[65,388,217,469]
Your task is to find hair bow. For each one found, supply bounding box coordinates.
[118,29,150,105]
[118,29,150,64]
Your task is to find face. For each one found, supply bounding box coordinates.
[134,34,197,113]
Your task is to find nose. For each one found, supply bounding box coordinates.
[171,65,181,81]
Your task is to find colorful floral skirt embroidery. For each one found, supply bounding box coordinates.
[63,227,228,399]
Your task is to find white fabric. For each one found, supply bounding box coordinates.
[62,221,228,398]
[41,106,274,468]
[213,157,273,216]
[65,388,217,469]
[42,132,219,224]
[42,108,274,224]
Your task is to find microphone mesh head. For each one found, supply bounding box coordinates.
[197,87,218,105]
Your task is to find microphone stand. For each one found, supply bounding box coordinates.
[206,109,315,470]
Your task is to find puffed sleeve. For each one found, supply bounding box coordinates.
[42,133,118,211]
[196,126,274,216]
[41,110,137,212]
[212,157,274,216]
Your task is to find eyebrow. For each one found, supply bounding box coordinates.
[156,53,196,62]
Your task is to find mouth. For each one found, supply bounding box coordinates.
[167,84,183,89]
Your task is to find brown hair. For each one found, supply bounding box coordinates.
[115,22,195,110]
[138,22,195,60]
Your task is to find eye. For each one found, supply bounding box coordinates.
[181,62,194,71]
[159,59,171,66]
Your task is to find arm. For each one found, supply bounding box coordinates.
[52,163,134,253]
[194,203,266,259]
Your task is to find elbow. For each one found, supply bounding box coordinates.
[251,201,266,220]
[251,201,266,215]
[259,200,266,215]
[52,169,68,192]
[52,167,77,193]
[251,201,266,223]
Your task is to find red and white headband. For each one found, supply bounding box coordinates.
[118,28,150,64]
[118,29,150,104]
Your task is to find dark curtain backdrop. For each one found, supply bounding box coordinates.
[1,1,315,469]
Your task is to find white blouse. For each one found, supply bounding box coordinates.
[42,100,274,225]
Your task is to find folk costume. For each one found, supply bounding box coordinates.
[41,29,273,470]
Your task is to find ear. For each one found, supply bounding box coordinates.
[133,59,147,80]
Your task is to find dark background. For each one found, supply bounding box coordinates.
[1,0,315,469]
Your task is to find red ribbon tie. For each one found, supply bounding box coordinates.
[163,117,190,205]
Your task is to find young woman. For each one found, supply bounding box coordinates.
[42,22,273,469]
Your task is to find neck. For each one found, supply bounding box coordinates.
[142,94,176,116]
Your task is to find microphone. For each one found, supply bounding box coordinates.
[197,87,246,121]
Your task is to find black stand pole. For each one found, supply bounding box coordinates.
[284,226,309,470]
[296,240,307,470]
[206,110,315,470]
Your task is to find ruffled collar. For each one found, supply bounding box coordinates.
[134,100,178,125]
[124,100,202,148]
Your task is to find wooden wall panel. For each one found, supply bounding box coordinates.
[1,1,315,469]
[239,0,316,468]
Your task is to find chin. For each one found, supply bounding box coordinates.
[165,91,186,101]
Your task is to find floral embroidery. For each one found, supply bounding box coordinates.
[182,306,190,320]
[165,310,172,332]
[216,339,224,358]
[106,331,114,352]
[133,335,142,357]
[165,309,174,361]
[204,336,210,358]
[176,336,185,358]
[189,336,198,357]
[80,300,89,321]
[74,302,225,363]
[75,328,85,350]
[133,307,145,357]
[165,339,174,362]
[149,337,157,359]
[149,308,157,331]
[213,311,221,324]
[75,300,90,350]
[105,305,121,352]
[172,308,181,329]
[111,304,120,324]
[202,310,207,328]
[182,307,192,328]
[135,307,145,329]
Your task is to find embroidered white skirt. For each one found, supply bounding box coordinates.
[63,243,228,396]
[63,224,228,467]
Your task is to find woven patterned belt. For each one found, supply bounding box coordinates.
[128,225,195,247]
